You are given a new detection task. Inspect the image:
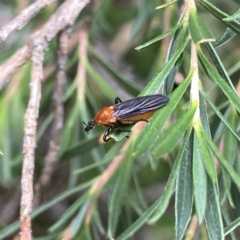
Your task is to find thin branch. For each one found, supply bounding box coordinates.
[0,0,57,42]
[34,29,69,207]
[0,45,32,90]
[0,0,89,90]
[20,36,45,240]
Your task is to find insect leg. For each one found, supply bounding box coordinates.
[114,97,122,104]
[103,127,113,142]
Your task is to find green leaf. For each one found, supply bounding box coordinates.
[194,122,217,183]
[133,68,193,157]
[198,47,240,114]
[164,18,188,94]
[115,128,192,240]
[37,113,53,141]
[222,208,238,240]
[135,22,183,51]
[189,11,215,43]
[71,200,90,238]
[140,37,189,96]
[198,0,240,35]
[115,199,159,240]
[199,92,211,136]
[33,233,60,240]
[73,141,122,175]
[200,125,240,187]
[200,89,240,142]
[108,143,133,238]
[215,27,236,47]
[49,194,88,232]
[93,203,106,235]
[85,59,116,101]
[149,127,193,223]
[221,108,237,206]
[205,177,224,240]
[223,9,240,22]
[224,216,240,236]
[205,43,236,91]
[155,0,177,9]
[88,44,141,96]
[227,60,240,76]
[192,132,207,223]
[175,131,193,240]
[151,101,197,157]
[59,135,99,160]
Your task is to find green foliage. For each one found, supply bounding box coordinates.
[0,0,240,240]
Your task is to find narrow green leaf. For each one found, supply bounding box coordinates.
[227,60,240,76]
[0,222,20,240]
[189,11,215,43]
[59,135,99,160]
[49,194,88,232]
[164,18,188,94]
[140,37,189,96]
[221,108,237,206]
[71,200,90,238]
[222,208,238,240]
[33,233,60,240]
[128,197,145,216]
[205,43,236,91]
[223,9,240,22]
[135,22,183,50]
[151,101,197,157]
[149,127,193,223]
[198,48,240,113]
[224,217,240,236]
[88,44,141,95]
[115,128,192,240]
[74,141,122,175]
[198,0,240,35]
[93,203,106,235]
[37,113,53,141]
[199,92,211,136]
[200,89,240,142]
[200,125,240,187]
[108,144,133,238]
[85,60,116,101]
[114,198,160,240]
[155,0,177,9]
[194,122,217,183]
[175,131,193,240]
[215,27,236,47]
[133,68,193,157]
[132,173,148,209]
[192,132,207,224]
[205,177,224,240]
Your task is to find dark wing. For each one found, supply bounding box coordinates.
[114,94,169,119]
